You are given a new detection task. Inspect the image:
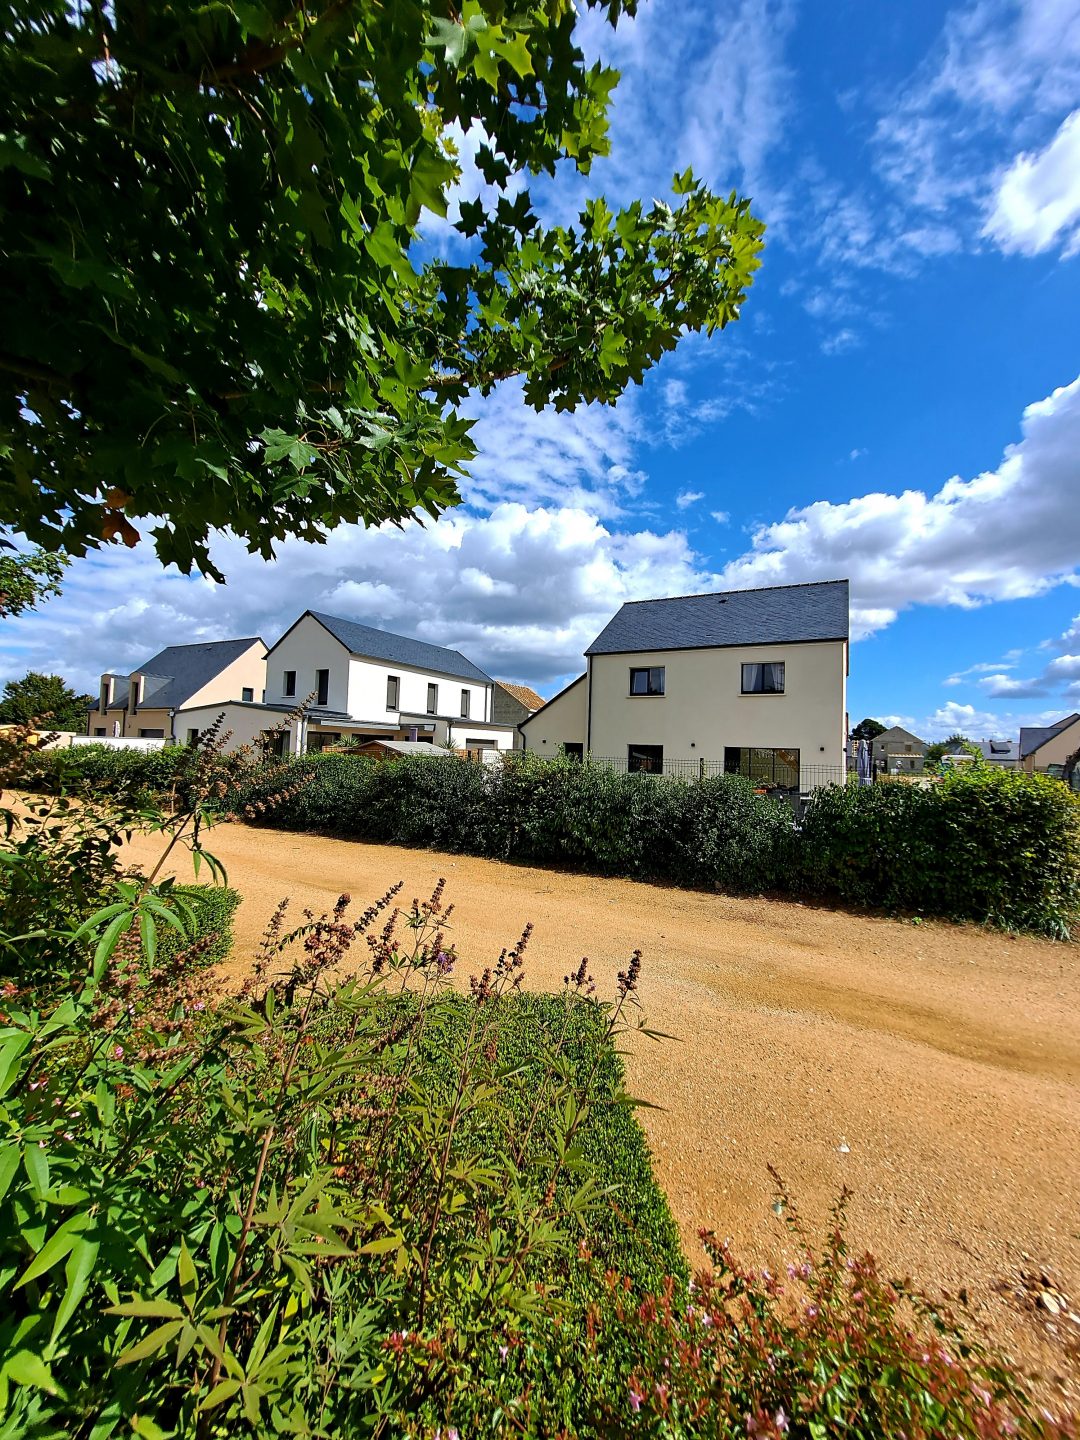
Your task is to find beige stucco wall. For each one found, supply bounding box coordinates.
[520,675,587,754]
[1022,717,1080,771]
[176,702,298,752]
[183,642,267,709]
[587,640,847,772]
[88,705,173,738]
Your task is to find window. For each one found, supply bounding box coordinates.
[386,675,400,710]
[186,728,200,745]
[460,688,470,718]
[316,669,329,706]
[465,737,496,749]
[427,683,438,714]
[628,743,664,774]
[724,746,800,789]
[563,742,584,761]
[283,670,296,697]
[241,687,254,702]
[93,727,106,737]
[741,661,785,694]
[629,666,665,696]
[139,728,165,739]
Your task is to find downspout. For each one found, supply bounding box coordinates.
[586,655,593,757]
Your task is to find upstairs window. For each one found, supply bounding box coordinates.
[241,687,254,702]
[316,669,329,706]
[386,675,399,710]
[427,683,438,714]
[629,666,665,696]
[741,661,785,694]
[460,688,470,718]
[283,670,296,697]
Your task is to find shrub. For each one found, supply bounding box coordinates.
[236,754,1080,936]
[24,741,190,802]
[156,884,241,970]
[800,767,1080,937]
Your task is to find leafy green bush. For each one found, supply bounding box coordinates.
[25,742,190,802]
[235,754,1080,936]
[800,767,1080,937]
[156,884,241,970]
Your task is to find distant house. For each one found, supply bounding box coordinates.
[871,725,927,772]
[492,682,544,748]
[521,580,849,786]
[186,611,518,755]
[1019,713,1080,774]
[978,738,1020,768]
[87,638,267,741]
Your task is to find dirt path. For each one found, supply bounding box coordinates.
[127,821,1079,1401]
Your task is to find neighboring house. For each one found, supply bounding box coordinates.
[492,681,544,747]
[521,580,849,786]
[872,725,927,772]
[1019,713,1080,773]
[87,638,267,740]
[978,738,1020,768]
[197,610,518,755]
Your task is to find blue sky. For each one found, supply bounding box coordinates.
[3,0,1080,739]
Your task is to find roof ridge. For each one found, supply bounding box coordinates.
[618,578,849,607]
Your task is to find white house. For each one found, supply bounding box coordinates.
[191,610,517,755]
[520,580,849,789]
[88,638,268,741]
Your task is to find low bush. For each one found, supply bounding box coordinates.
[25,741,191,803]
[235,753,1080,937]
[156,884,241,970]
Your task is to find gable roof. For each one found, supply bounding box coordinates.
[98,638,263,711]
[496,681,545,711]
[980,739,1020,761]
[585,580,849,656]
[283,611,492,685]
[519,673,587,727]
[1019,713,1080,759]
[875,726,926,747]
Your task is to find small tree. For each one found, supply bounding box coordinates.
[851,718,887,741]
[0,672,93,732]
[924,733,980,773]
[0,547,67,619]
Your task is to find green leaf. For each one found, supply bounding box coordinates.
[51,1234,100,1342]
[3,1349,64,1395]
[115,1320,184,1366]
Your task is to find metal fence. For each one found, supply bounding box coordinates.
[583,756,848,792]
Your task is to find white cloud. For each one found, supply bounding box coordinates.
[676,490,704,510]
[984,108,1080,256]
[821,328,860,356]
[944,659,1018,685]
[849,448,867,461]
[711,510,731,525]
[921,699,1074,741]
[716,373,1080,638]
[976,673,1049,698]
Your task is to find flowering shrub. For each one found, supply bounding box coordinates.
[587,1181,1076,1439]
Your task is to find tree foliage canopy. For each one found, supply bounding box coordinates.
[0,670,92,730]
[0,0,765,578]
[850,717,887,741]
[0,546,66,618]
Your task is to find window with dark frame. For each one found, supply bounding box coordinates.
[316,669,329,706]
[723,746,800,789]
[187,728,200,745]
[629,666,665,696]
[563,742,584,761]
[241,687,254,702]
[628,743,664,774]
[427,683,438,714]
[386,675,399,710]
[460,689,470,718]
[283,670,296,697]
[741,661,785,694]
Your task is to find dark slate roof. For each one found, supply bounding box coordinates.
[91,638,262,712]
[979,739,1020,762]
[305,611,493,684]
[1019,713,1080,758]
[585,580,850,655]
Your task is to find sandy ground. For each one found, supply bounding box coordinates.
[122,820,1079,1402]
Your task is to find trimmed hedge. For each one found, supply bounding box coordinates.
[232,754,1080,937]
[157,883,241,969]
[26,742,191,803]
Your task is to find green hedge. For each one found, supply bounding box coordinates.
[157,883,240,969]
[25,742,190,802]
[233,754,1080,937]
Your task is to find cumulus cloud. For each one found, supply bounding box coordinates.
[983,108,1080,256]
[711,510,731,525]
[717,373,1080,638]
[676,490,705,510]
[976,673,1049,698]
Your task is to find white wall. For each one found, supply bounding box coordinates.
[445,720,516,751]
[71,734,167,752]
[588,641,847,772]
[267,614,492,725]
[520,676,587,753]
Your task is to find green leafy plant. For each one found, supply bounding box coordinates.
[1,0,764,576]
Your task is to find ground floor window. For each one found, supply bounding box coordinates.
[562,742,584,760]
[628,743,663,774]
[186,728,200,745]
[261,730,288,757]
[465,737,497,749]
[138,728,165,739]
[93,727,105,736]
[724,746,800,788]
[307,731,341,752]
